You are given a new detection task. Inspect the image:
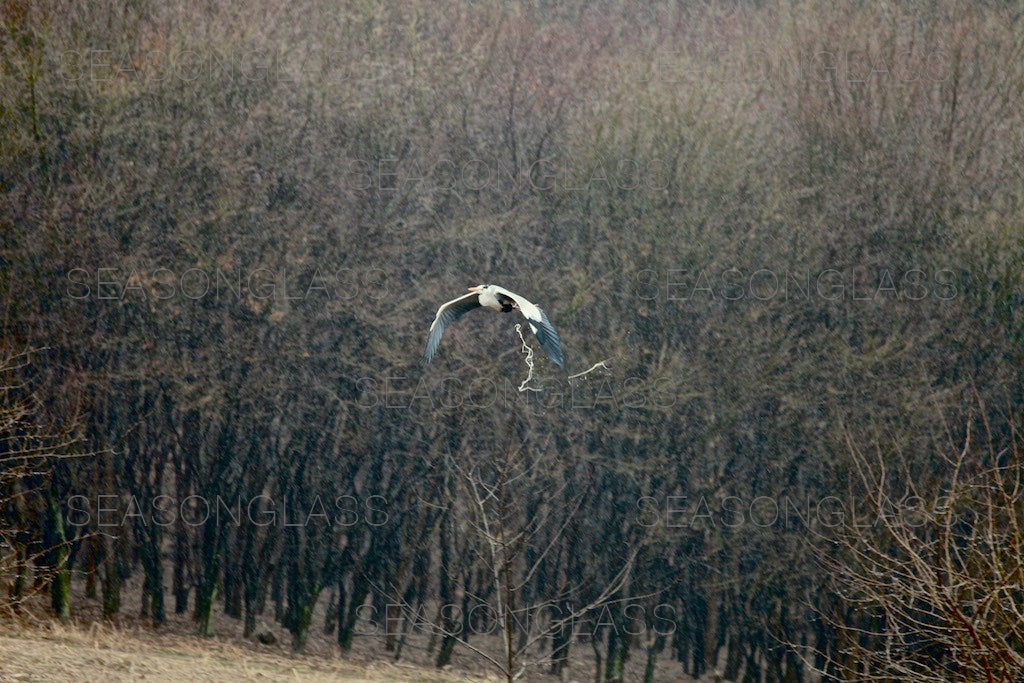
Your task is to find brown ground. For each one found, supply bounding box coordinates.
[0,620,492,683]
[0,572,695,682]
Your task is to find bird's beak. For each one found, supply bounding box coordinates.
[467,286,482,292]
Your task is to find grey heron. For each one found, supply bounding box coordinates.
[424,284,565,368]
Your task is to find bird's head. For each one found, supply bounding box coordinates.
[467,284,487,293]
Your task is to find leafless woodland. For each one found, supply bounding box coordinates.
[2,1,1024,681]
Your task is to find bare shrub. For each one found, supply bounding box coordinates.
[823,410,1024,681]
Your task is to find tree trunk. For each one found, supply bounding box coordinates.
[46,489,70,622]
[605,627,628,683]
[436,510,460,667]
[643,633,665,683]
[172,433,190,615]
[193,520,220,636]
[724,631,743,681]
[323,588,337,634]
[194,579,217,636]
[223,559,242,619]
[222,524,243,619]
[84,536,98,599]
[137,523,165,625]
[288,587,320,653]
[549,598,573,676]
[9,543,27,611]
[591,631,605,683]
[704,586,722,676]
[101,532,121,618]
[339,568,370,653]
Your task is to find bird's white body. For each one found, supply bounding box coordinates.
[477,286,503,311]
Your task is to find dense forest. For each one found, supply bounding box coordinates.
[2,1,1023,681]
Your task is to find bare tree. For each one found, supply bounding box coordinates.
[821,411,1024,682]
[0,349,85,619]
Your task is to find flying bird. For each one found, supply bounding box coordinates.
[424,284,565,368]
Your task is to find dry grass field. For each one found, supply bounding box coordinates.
[0,621,491,683]
[0,578,693,682]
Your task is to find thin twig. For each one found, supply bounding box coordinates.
[514,324,542,393]
[567,360,612,381]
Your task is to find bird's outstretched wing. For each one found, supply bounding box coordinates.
[492,286,565,368]
[424,292,482,363]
